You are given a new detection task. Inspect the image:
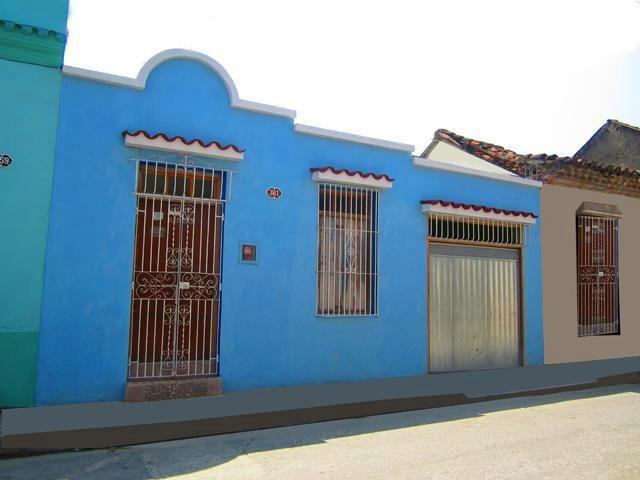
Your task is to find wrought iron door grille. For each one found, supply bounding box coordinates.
[576,215,620,336]
[128,160,231,379]
[316,184,379,316]
[427,213,528,248]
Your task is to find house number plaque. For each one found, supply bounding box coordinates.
[0,154,12,168]
[266,187,282,199]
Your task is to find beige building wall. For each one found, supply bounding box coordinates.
[542,184,640,363]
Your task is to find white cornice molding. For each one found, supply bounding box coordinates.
[295,124,415,153]
[63,49,297,119]
[421,203,538,224]
[63,66,140,88]
[413,156,543,188]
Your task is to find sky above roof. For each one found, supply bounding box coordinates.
[64,0,640,156]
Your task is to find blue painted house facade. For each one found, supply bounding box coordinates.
[36,50,543,405]
[0,0,68,407]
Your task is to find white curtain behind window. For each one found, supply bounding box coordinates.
[318,213,368,315]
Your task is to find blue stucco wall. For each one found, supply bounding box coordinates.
[37,57,543,405]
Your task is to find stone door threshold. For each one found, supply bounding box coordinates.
[124,377,223,402]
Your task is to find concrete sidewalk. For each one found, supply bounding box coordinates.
[1,357,639,450]
[2,384,640,479]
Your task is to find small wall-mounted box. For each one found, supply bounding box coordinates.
[239,242,258,264]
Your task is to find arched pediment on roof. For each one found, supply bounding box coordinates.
[63,48,415,152]
[63,48,297,119]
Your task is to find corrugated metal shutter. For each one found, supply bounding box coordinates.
[429,244,520,373]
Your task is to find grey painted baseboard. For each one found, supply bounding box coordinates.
[1,357,639,451]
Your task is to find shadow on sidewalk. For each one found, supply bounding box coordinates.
[1,383,639,480]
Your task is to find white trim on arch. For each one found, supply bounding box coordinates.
[63,49,417,154]
[63,49,297,119]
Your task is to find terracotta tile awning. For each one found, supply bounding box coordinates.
[421,199,537,223]
[310,166,394,189]
[123,130,245,161]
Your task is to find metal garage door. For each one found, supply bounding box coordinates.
[429,244,520,373]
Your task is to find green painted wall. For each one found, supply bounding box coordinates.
[0,58,62,406]
[0,0,68,32]
[0,333,39,406]
[0,20,66,67]
[0,1,67,407]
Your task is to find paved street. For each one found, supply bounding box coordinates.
[2,384,640,480]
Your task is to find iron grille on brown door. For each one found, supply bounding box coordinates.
[576,215,620,336]
[128,160,230,379]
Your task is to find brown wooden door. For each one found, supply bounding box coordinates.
[174,201,223,375]
[129,164,224,379]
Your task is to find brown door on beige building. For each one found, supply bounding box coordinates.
[576,215,620,336]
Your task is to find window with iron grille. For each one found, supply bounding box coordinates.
[316,184,378,316]
[576,215,620,336]
[427,213,528,248]
[137,160,229,200]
